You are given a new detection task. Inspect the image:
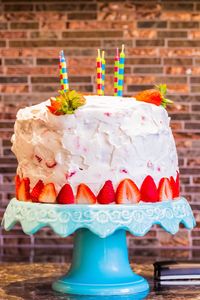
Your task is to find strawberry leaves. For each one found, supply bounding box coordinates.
[47,90,86,116]
[156,84,173,108]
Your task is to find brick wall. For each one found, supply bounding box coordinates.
[0,0,200,249]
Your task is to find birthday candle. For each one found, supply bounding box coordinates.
[114,48,119,96]
[59,50,69,91]
[96,49,102,96]
[101,50,106,95]
[117,45,125,97]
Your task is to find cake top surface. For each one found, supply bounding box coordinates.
[17,95,168,122]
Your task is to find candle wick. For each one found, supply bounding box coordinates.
[60,50,64,57]
[116,48,119,57]
[97,49,101,58]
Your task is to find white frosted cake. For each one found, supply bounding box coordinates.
[12,91,180,205]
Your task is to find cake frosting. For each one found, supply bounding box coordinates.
[12,95,178,202]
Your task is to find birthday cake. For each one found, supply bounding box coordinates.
[12,87,179,205]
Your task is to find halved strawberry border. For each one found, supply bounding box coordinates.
[15,172,180,204]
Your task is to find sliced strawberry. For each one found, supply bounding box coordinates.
[176,171,180,197]
[57,184,75,204]
[47,98,63,116]
[97,180,115,204]
[76,184,96,204]
[35,155,42,163]
[47,104,60,115]
[170,175,179,199]
[18,177,30,201]
[140,175,159,203]
[158,177,173,201]
[15,174,21,200]
[46,161,57,168]
[135,84,173,108]
[30,180,44,203]
[116,179,140,204]
[38,183,57,203]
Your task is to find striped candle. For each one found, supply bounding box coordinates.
[117,44,125,97]
[101,50,106,95]
[96,49,102,96]
[59,50,69,91]
[114,48,119,96]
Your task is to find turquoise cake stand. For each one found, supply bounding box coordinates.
[2,197,195,297]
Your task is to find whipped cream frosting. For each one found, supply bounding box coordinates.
[12,95,178,194]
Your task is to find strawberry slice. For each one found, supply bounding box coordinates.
[116,179,140,204]
[176,171,180,197]
[47,98,63,116]
[57,184,75,204]
[76,184,96,204]
[15,174,21,200]
[169,172,180,199]
[38,183,57,203]
[30,180,44,203]
[158,177,173,201]
[135,84,173,108]
[140,175,159,203]
[18,177,30,201]
[97,180,115,204]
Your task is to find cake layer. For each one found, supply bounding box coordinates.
[12,95,178,196]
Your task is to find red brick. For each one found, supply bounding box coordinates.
[136,39,164,47]
[168,40,200,47]
[6,66,59,75]
[35,3,97,12]
[126,48,158,56]
[137,21,167,28]
[162,2,194,11]
[125,29,156,39]
[0,31,27,39]
[9,40,101,48]
[62,31,123,39]
[10,22,39,29]
[157,31,188,38]
[68,12,97,20]
[169,21,199,29]
[0,85,29,93]
[4,4,34,12]
[160,48,194,57]
[163,58,193,66]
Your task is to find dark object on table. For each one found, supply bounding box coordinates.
[154,261,200,286]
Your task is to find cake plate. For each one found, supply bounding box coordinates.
[2,197,195,297]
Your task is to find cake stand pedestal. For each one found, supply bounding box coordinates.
[2,198,195,297]
[53,228,148,296]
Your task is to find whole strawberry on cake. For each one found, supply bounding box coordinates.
[12,83,179,205]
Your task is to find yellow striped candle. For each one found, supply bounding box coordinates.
[117,44,125,97]
[59,50,69,91]
[114,48,119,96]
[96,49,102,96]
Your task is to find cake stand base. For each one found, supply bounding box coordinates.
[52,229,149,296]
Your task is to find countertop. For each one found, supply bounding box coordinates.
[1,261,200,300]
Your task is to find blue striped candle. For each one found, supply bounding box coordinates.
[59,50,69,91]
[101,50,106,95]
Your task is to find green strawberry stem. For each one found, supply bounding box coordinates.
[55,90,86,115]
[156,84,173,108]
